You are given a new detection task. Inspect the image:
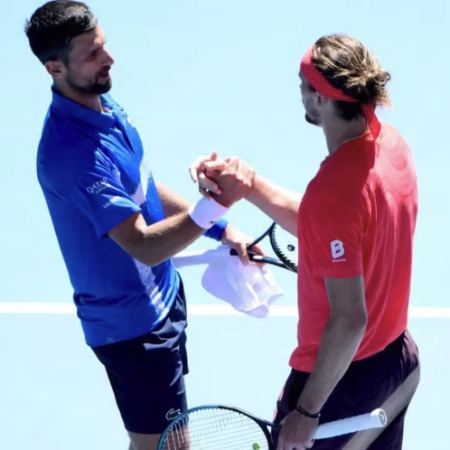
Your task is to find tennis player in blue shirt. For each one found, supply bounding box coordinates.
[25,2,258,449]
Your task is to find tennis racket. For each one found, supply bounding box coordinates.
[230,221,298,273]
[157,404,387,450]
[172,222,298,273]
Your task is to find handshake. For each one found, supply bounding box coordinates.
[188,150,256,208]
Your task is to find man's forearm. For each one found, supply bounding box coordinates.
[246,175,301,236]
[131,212,206,266]
[156,180,191,216]
[297,317,367,414]
[155,180,228,241]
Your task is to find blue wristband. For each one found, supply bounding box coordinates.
[204,218,229,241]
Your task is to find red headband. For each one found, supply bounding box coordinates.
[300,45,380,139]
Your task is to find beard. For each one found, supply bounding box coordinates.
[66,68,112,95]
[305,112,320,126]
[302,97,321,126]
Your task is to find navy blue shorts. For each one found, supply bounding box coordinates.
[272,330,420,450]
[91,280,189,434]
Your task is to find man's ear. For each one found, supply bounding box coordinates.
[316,92,326,106]
[316,93,332,111]
[317,92,323,105]
[44,60,65,80]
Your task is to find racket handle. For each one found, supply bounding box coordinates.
[315,409,387,439]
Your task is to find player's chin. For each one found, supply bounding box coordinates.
[305,113,319,126]
[92,79,112,94]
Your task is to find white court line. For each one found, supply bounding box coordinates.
[0,303,449,318]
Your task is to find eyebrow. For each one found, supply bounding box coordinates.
[87,41,105,55]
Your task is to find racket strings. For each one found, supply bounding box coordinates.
[161,408,270,450]
[271,225,298,269]
[167,418,265,449]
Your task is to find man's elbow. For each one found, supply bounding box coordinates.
[350,312,368,334]
[132,252,160,267]
[129,245,165,267]
[110,236,162,267]
[330,308,368,334]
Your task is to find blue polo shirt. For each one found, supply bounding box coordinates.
[37,89,221,347]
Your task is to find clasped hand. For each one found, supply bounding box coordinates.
[189,150,255,208]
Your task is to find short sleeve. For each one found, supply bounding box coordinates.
[50,149,141,238]
[302,186,368,278]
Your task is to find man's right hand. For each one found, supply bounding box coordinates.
[189,152,256,207]
[207,156,255,207]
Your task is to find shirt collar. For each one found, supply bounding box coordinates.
[50,86,117,130]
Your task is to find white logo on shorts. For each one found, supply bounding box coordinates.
[330,240,345,260]
[166,408,181,421]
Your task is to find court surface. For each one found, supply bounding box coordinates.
[1,288,449,449]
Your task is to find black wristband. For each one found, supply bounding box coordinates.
[295,404,321,419]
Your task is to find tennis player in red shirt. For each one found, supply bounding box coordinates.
[191,34,420,450]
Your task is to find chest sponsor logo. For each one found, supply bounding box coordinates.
[86,178,110,195]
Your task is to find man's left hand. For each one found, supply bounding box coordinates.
[277,411,319,450]
[221,225,265,265]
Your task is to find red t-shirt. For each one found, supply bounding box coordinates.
[290,123,418,373]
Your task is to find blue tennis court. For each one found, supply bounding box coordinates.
[2,0,449,449]
[0,301,449,448]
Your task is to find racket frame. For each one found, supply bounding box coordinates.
[230,222,297,273]
[158,403,388,450]
[157,404,278,450]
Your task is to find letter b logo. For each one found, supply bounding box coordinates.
[330,240,345,259]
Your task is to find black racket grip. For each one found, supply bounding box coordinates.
[229,249,260,259]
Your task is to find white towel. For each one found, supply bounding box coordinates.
[172,245,284,317]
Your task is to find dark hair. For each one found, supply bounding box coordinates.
[25,1,97,64]
[310,34,391,121]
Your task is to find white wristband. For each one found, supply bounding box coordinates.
[188,197,229,229]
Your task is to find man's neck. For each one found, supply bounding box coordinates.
[54,83,103,112]
[323,116,368,155]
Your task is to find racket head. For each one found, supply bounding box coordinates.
[157,404,276,450]
[269,223,298,272]
[229,222,297,273]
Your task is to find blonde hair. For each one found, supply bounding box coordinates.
[311,34,391,119]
